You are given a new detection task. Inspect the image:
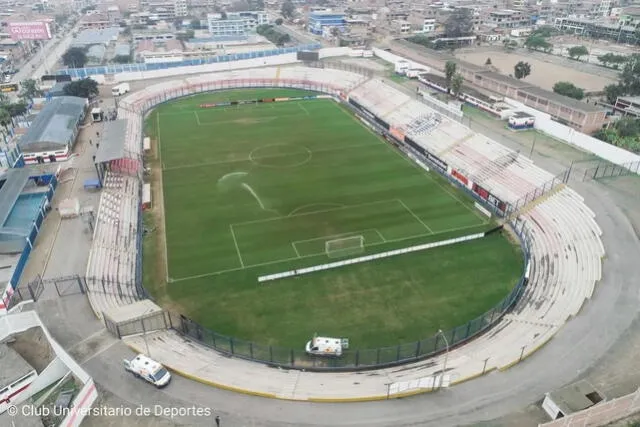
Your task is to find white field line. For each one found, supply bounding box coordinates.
[291,228,384,257]
[230,199,400,227]
[193,111,202,126]
[171,221,490,283]
[374,228,387,242]
[291,242,301,258]
[330,101,488,225]
[292,228,381,245]
[156,113,170,282]
[229,225,245,268]
[297,102,310,116]
[397,199,434,234]
[162,142,375,171]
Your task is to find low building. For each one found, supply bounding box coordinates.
[308,12,346,35]
[78,13,111,30]
[226,11,268,30]
[71,27,121,47]
[86,44,106,64]
[457,64,608,133]
[391,19,411,35]
[207,17,247,38]
[542,380,604,420]
[613,95,640,117]
[18,96,87,164]
[553,16,638,44]
[485,9,530,28]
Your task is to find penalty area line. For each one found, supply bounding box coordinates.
[229,225,245,268]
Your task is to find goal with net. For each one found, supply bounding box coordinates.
[325,235,365,258]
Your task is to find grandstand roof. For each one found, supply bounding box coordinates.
[19,96,86,153]
[0,168,30,231]
[95,119,127,163]
[71,27,121,46]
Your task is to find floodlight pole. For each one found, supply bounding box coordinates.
[437,329,449,389]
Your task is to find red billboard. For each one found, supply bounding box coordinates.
[8,21,52,41]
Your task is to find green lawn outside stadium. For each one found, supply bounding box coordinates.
[143,88,522,349]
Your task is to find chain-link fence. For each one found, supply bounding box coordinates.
[582,159,640,181]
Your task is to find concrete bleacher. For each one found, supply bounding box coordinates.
[105,66,604,400]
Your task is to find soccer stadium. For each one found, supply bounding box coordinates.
[12,54,639,427]
[74,63,605,382]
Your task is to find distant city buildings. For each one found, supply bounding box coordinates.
[206,11,268,38]
[308,12,346,35]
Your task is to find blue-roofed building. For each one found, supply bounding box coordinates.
[0,168,57,306]
[308,12,345,35]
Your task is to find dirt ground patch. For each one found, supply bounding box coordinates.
[456,50,615,92]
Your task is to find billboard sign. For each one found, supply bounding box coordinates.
[8,21,52,41]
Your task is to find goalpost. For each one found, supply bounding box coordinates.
[325,235,365,259]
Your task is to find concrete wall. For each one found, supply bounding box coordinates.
[372,47,433,72]
[505,98,640,169]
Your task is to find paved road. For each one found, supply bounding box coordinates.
[12,21,78,85]
[21,70,640,427]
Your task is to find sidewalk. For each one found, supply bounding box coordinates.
[122,325,542,402]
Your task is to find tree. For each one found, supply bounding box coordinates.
[190,19,200,29]
[524,35,552,52]
[62,47,87,68]
[444,8,474,38]
[603,83,625,104]
[176,30,195,41]
[598,53,628,68]
[451,73,464,97]
[112,55,132,64]
[0,108,11,131]
[275,18,283,25]
[485,57,492,65]
[552,81,585,100]
[63,78,99,99]
[568,45,589,60]
[514,61,531,79]
[19,79,43,101]
[445,60,457,93]
[6,102,28,118]
[281,0,295,19]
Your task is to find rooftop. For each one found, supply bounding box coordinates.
[94,119,127,163]
[19,97,87,152]
[547,380,603,415]
[71,27,121,46]
[522,85,605,113]
[0,168,31,233]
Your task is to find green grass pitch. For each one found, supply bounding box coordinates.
[143,88,522,349]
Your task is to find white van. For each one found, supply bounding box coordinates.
[305,336,345,357]
[123,354,171,388]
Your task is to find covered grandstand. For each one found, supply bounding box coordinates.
[18,96,87,165]
[94,119,141,183]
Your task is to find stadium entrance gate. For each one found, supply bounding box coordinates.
[51,275,86,297]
